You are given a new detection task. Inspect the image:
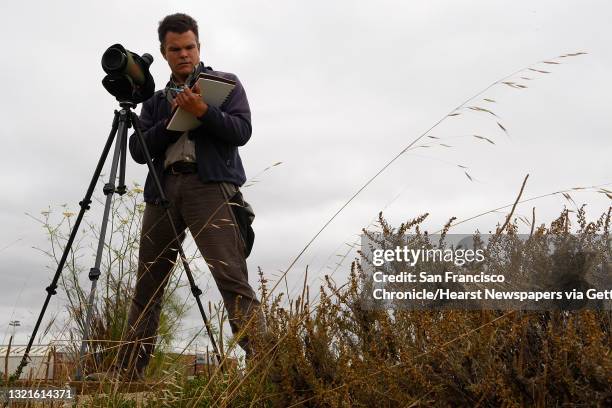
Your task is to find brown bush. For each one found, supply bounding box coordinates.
[211,207,611,408]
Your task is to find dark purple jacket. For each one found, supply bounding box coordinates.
[128,66,251,204]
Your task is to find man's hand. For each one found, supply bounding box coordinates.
[174,84,208,118]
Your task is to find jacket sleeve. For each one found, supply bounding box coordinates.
[129,95,182,164]
[193,75,252,147]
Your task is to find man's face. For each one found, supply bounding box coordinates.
[161,30,200,83]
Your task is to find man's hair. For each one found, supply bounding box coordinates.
[158,13,199,47]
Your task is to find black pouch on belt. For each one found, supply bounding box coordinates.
[220,183,255,258]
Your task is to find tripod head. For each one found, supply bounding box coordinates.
[119,101,138,110]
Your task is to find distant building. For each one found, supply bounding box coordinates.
[1,344,234,381]
[0,344,65,380]
[167,351,237,378]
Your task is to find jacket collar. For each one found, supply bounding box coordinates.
[158,62,212,99]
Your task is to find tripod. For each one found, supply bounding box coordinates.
[13,102,222,381]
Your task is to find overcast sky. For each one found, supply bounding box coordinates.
[0,1,610,350]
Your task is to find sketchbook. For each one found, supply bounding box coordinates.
[166,73,236,132]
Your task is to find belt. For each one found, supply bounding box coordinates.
[165,161,198,175]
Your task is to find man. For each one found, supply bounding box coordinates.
[92,13,263,380]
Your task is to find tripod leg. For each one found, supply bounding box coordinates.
[12,112,120,381]
[130,112,224,368]
[75,108,130,380]
[117,116,128,196]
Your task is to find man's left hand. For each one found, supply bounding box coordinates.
[175,84,208,118]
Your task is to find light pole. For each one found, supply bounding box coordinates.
[9,320,21,340]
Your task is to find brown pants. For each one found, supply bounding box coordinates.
[117,173,262,375]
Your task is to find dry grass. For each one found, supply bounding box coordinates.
[23,206,604,408]
[5,207,609,407]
